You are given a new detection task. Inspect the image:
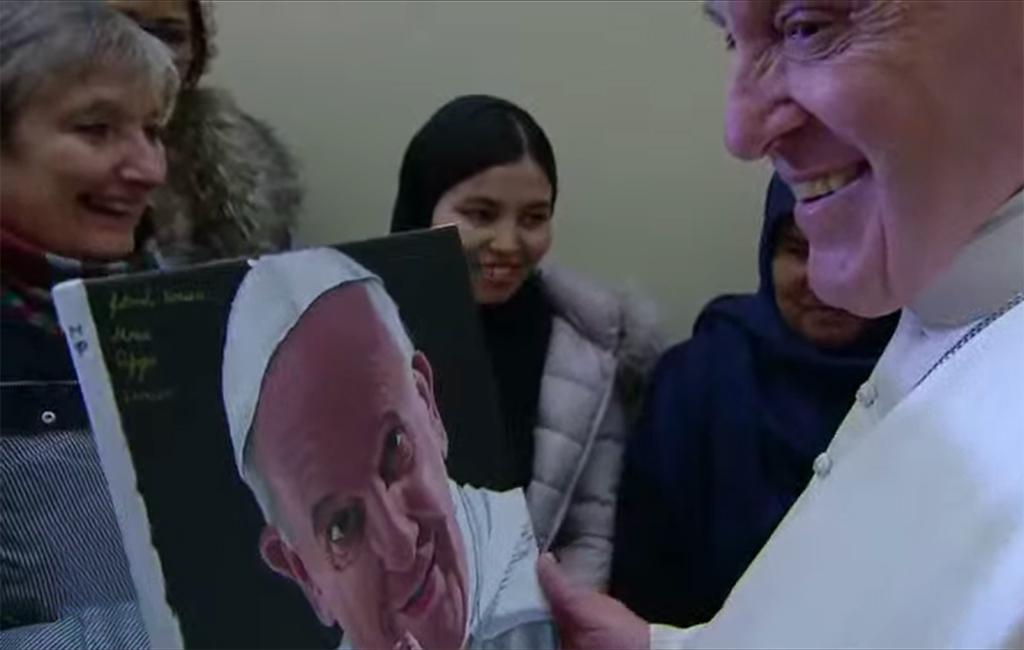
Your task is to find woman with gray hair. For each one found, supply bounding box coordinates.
[0,1,178,647]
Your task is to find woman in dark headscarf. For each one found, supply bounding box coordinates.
[391,95,662,590]
[610,175,898,626]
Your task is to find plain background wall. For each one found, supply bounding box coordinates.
[209,1,771,336]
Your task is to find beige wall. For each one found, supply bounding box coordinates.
[209,1,771,336]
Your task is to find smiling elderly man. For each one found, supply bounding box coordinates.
[538,1,1024,648]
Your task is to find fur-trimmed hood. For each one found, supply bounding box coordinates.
[148,86,303,267]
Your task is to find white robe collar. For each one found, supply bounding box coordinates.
[910,189,1024,327]
[451,482,547,648]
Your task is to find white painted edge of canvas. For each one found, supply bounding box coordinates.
[53,278,184,650]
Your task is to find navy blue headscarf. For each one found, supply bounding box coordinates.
[610,175,898,626]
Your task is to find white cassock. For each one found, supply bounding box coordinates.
[653,190,1024,649]
[341,482,556,650]
[453,484,557,650]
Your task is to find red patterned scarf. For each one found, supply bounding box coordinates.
[0,228,138,335]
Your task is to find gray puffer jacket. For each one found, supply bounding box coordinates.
[526,264,663,590]
[148,86,302,267]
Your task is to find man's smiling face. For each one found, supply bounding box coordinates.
[707,0,1024,316]
[252,284,469,650]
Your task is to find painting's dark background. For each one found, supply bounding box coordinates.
[80,229,513,648]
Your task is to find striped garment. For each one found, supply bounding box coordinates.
[2,228,149,648]
[0,390,149,649]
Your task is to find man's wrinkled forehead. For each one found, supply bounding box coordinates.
[280,283,393,363]
[703,0,778,28]
[704,1,938,34]
[254,284,403,439]
[253,284,406,487]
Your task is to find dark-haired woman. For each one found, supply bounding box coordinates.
[391,95,662,590]
[109,0,302,267]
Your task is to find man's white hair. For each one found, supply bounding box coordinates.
[221,248,415,529]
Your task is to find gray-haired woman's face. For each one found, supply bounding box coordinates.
[0,70,167,260]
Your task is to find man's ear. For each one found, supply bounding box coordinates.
[259,525,334,627]
[411,350,447,457]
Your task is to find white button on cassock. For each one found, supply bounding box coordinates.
[813,452,833,478]
[856,382,878,407]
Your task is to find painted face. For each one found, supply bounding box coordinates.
[108,0,194,82]
[772,217,872,348]
[252,285,468,650]
[0,71,167,260]
[707,0,1024,316]
[431,157,554,305]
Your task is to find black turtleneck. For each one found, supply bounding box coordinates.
[478,274,554,489]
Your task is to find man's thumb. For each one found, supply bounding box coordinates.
[537,552,580,621]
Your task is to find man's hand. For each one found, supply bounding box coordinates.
[538,553,650,650]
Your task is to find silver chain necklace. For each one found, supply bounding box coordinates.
[915,291,1024,388]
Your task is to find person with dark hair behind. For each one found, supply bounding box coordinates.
[391,95,662,590]
[610,175,898,626]
[108,0,302,267]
